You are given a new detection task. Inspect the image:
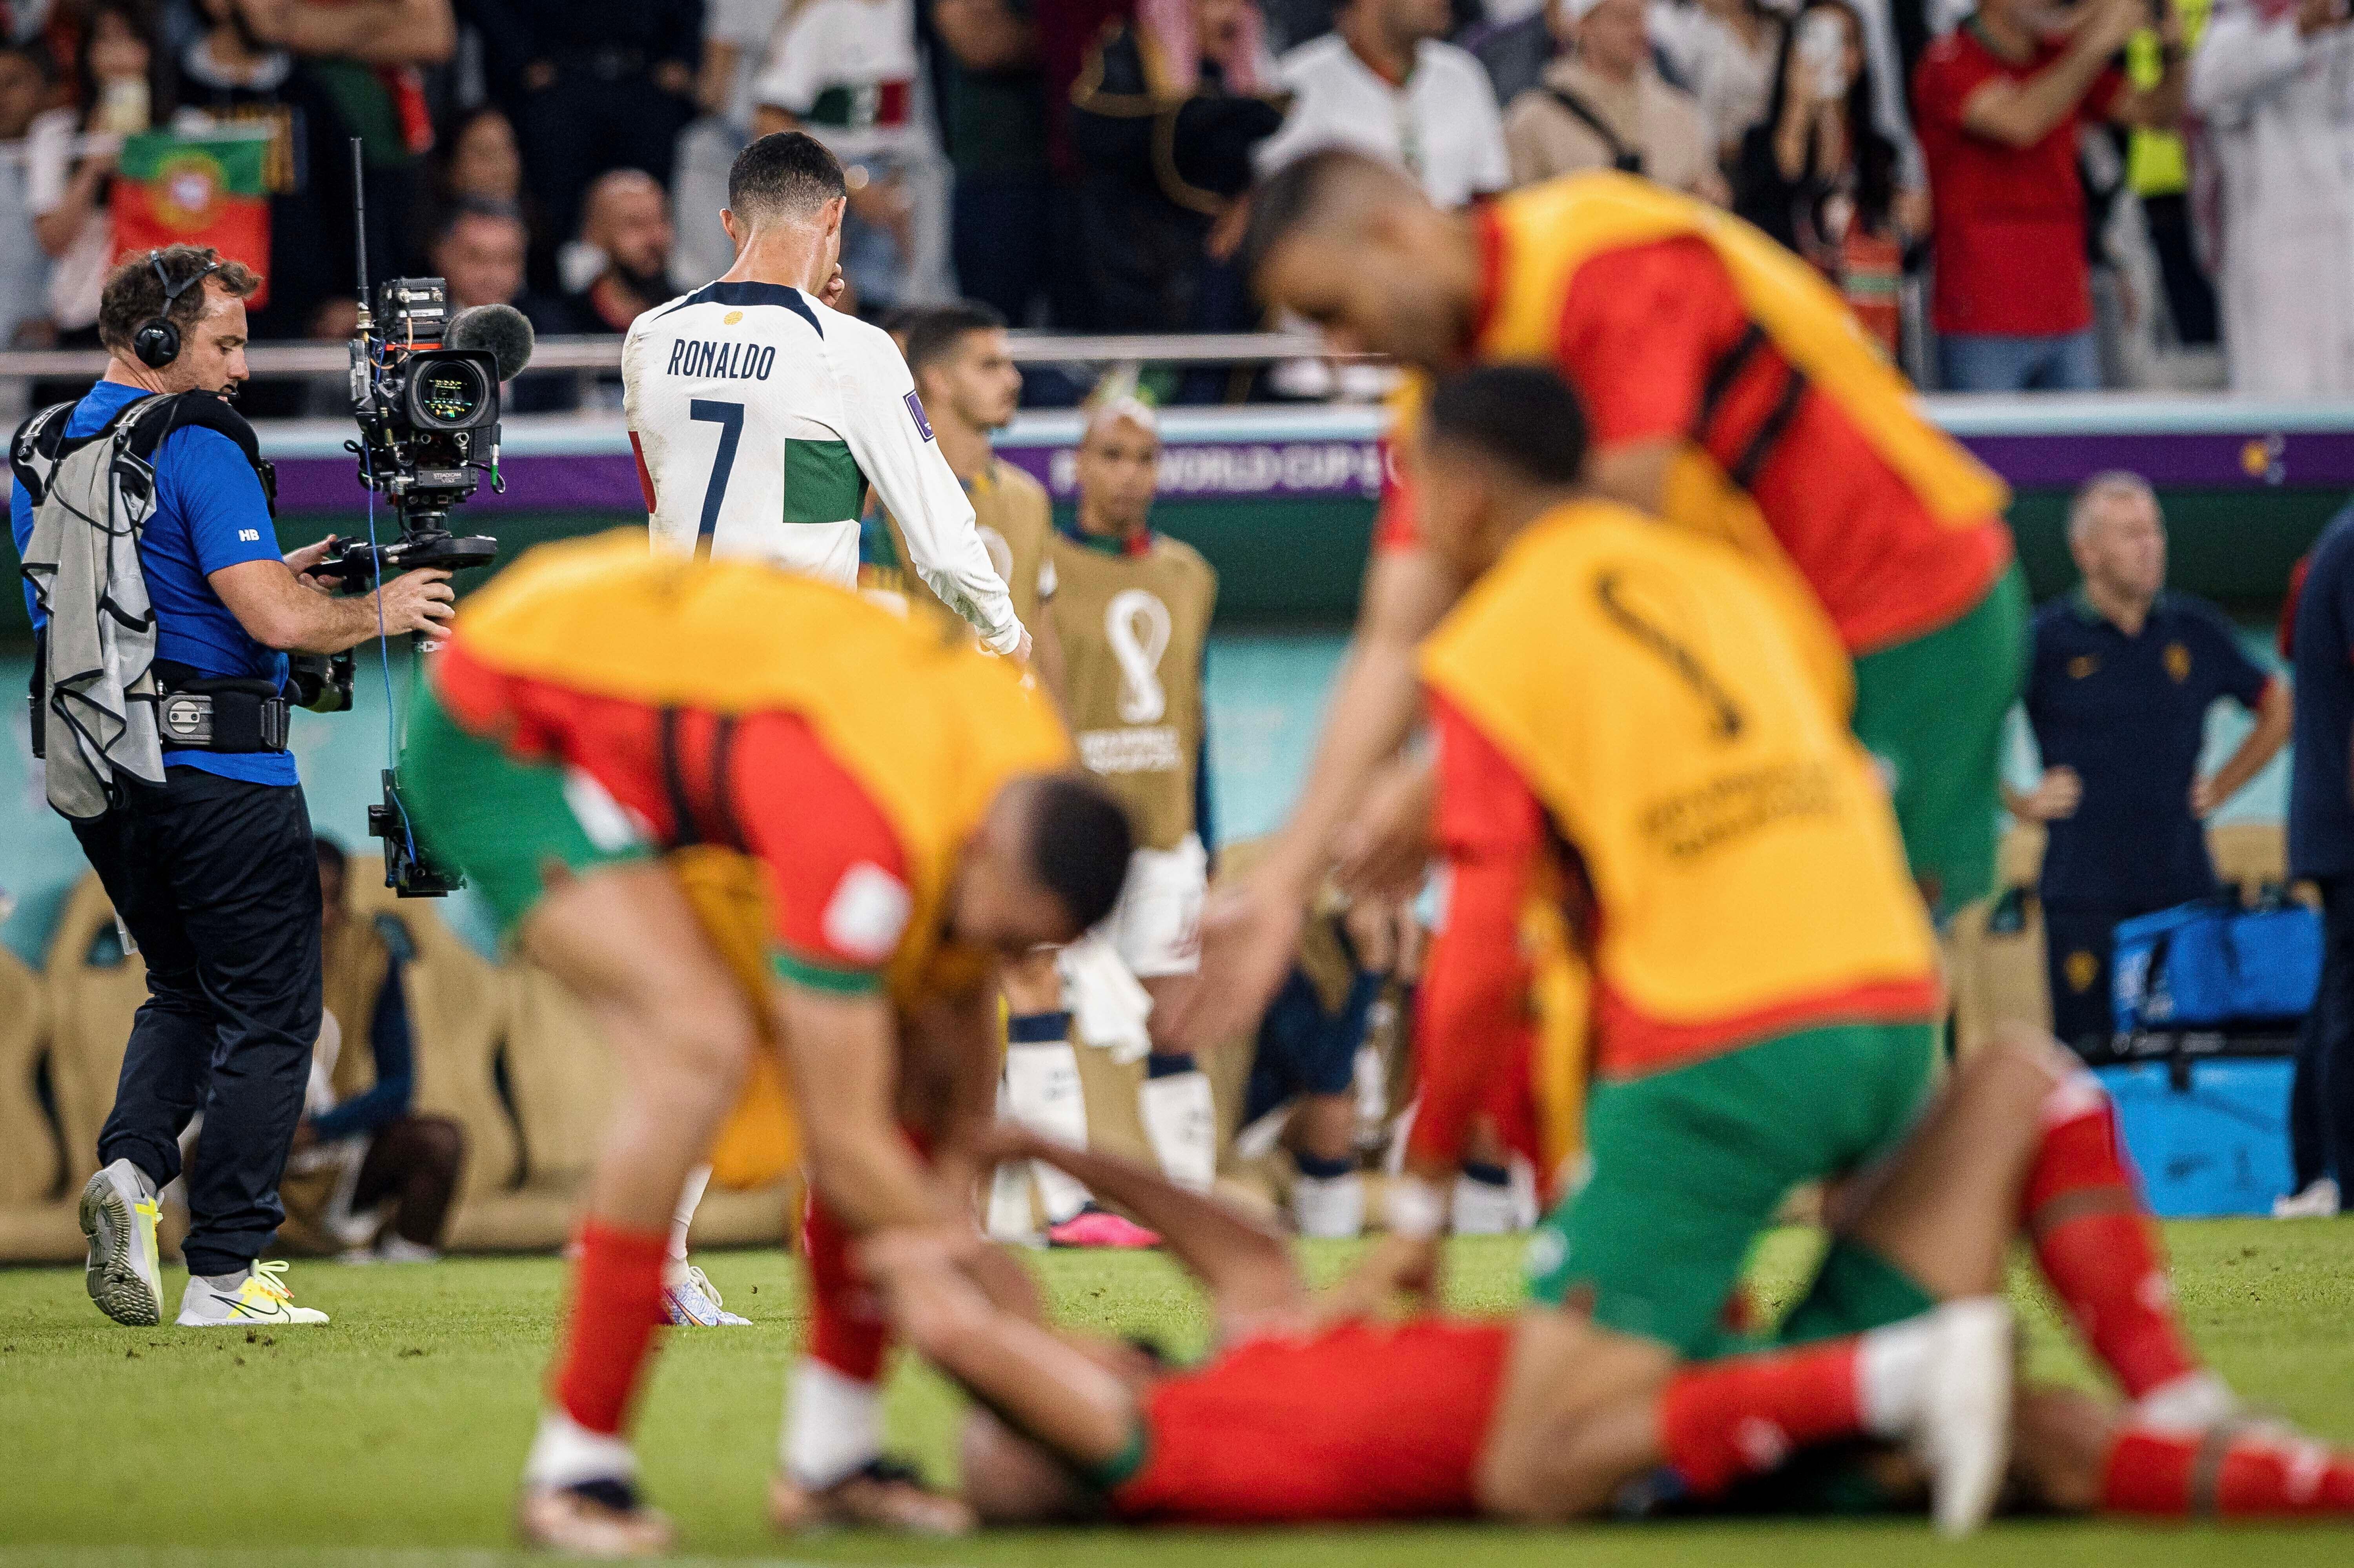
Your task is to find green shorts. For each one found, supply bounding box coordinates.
[397,677,650,942]
[1851,561,2028,922]
[1524,1020,1938,1357]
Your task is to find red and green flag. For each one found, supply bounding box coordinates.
[111,130,272,308]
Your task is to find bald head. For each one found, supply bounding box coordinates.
[1244,149,1481,368]
[581,170,674,280]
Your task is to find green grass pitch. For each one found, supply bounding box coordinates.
[5,1221,2354,1566]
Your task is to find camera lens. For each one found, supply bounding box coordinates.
[411,358,486,428]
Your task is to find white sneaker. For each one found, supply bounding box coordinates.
[175,1260,331,1326]
[661,1263,751,1326]
[79,1158,165,1326]
[1907,1297,2015,1540]
[2273,1178,2339,1219]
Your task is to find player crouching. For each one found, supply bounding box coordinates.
[396,533,1133,1554]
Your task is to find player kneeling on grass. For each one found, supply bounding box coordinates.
[868,1027,2354,1532]
[396,532,1133,1554]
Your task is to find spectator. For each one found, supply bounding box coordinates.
[2009,472,2290,1049]
[1499,0,1728,198]
[430,200,581,411]
[1913,0,2185,392]
[669,0,786,285]
[1651,0,1784,166]
[466,0,704,248]
[1255,0,1510,210]
[931,0,1070,328]
[240,0,455,338]
[1069,0,1286,335]
[0,42,54,355]
[172,0,376,349]
[421,104,545,277]
[288,838,467,1263]
[2190,0,2354,395]
[2124,5,2217,351]
[2286,500,2354,1218]
[561,168,680,331]
[1733,0,1909,353]
[28,0,160,347]
[750,0,946,313]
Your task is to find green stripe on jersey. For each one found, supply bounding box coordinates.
[783,438,867,526]
[770,948,883,995]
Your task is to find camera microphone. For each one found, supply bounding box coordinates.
[446,303,536,382]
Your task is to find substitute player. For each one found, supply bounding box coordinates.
[397,534,1134,1552]
[1386,369,2240,1438]
[1175,157,2023,1047]
[1049,400,1223,1191]
[622,132,1029,661]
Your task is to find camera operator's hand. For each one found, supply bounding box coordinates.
[374,568,457,638]
[284,535,339,592]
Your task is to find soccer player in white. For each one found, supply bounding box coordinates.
[623,131,1030,661]
[594,132,1027,1531]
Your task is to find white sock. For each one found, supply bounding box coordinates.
[1291,1172,1365,1239]
[524,1407,637,1490]
[1003,1040,1093,1224]
[783,1356,884,1488]
[665,1165,712,1288]
[1450,1171,1517,1236]
[1856,1315,1932,1438]
[1138,1069,1217,1193]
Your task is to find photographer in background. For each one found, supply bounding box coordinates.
[9,245,454,1330]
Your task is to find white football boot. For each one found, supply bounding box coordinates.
[79,1158,166,1326]
[1908,1297,2016,1539]
[661,1263,752,1326]
[175,1259,330,1326]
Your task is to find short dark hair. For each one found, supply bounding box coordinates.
[727,131,847,223]
[1425,366,1589,487]
[97,245,262,356]
[1239,147,1401,289]
[433,197,525,251]
[906,301,1007,379]
[1024,775,1135,934]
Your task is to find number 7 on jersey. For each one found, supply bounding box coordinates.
[689,399,744,558]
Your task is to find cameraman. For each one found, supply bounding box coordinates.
[9,245,453,1328]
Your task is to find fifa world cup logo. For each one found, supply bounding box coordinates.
[1106,588,1172,724]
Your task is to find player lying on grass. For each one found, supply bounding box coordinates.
[864,1029,2354,1532]
[397,533,1135,1553]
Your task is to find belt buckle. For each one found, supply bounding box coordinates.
[159,691,211,746]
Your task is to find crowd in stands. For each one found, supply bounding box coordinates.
[0,0,2344,401]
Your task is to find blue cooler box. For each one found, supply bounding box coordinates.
[2095,1058,2296,1218]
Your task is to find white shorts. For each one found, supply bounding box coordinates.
[1100,834,1207,979]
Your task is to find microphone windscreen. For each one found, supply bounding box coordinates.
[446,303,535,382]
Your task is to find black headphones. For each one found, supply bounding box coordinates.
[132,251,224,370]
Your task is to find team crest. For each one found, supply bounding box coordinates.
[2069,655,2099,679]
[2165,643,2192,683]
[2066,950,2101,995]
[723,310,744,326]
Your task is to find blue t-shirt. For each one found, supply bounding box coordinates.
[2023,588,2272,910]
[2291,506,2354,881]
[11,380,295,786]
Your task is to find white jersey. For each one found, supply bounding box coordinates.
[621,280,1023,652]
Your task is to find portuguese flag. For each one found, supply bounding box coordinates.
[111,130,272,308]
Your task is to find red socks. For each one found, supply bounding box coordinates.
[2103,1428,2354,1516]
[1659,1339,1865,1497]
[2021,1076,2201,1400]
[551,1221,670,1436]
[801,1192,889,1381]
